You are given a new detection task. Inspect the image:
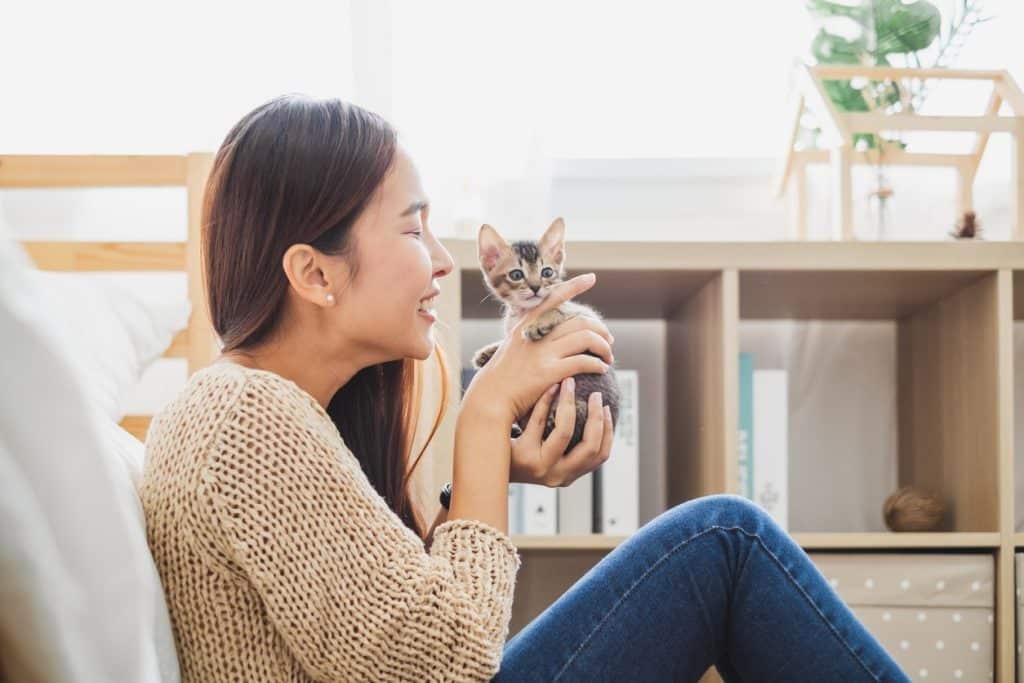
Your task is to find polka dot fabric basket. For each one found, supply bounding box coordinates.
[809,552,993,682]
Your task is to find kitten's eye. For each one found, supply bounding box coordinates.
[508,269,525,281]
[541,267,555,278]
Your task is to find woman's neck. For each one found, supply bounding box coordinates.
[216,336,363,410]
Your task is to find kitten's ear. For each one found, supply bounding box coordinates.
[539,217,566,266]
[478,223,510,273]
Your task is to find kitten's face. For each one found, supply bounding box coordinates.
[478,218,565,311]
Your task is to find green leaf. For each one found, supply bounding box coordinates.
[823,79,870,112]
[873,0,941,54]
[812,28,869,63]
[806,0,872,21]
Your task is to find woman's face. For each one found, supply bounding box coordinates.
[335,147,454,363]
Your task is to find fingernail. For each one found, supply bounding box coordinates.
[603,405,611,418]
[583,272,596,283]
[549,383,559,395]
[566,377,575,392]
[591,391,602,404]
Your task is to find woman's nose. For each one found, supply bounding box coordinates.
[430,236,454,279]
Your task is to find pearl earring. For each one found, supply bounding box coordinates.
[326,294,335,305]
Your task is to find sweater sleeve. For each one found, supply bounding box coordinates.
[197,376,522,682]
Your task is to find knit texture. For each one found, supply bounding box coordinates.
[140,361,522,682]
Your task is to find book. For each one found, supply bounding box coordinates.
[508,483,524,535]
[738,352,754,501]
[521,483,558,535]
[598,368,639,535]
[752,369,788,531]
[557,471,593,535]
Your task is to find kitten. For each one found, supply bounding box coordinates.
[473,217,619,455]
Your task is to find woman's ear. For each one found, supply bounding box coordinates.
[282,243,348,307]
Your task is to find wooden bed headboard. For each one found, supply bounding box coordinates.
[1,154,220,440]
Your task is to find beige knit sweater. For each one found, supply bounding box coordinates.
[140,361,522,682]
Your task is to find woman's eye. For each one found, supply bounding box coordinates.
[541,267,554,278]
[508,269,524,281]
[408,230,423,239]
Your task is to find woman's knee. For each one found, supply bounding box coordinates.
[668,493,772,535]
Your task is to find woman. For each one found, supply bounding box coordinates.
[140,95,910,682]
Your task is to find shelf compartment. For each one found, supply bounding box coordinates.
[738,269,1003,534]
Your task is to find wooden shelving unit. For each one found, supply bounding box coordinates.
[432,239,1023,682]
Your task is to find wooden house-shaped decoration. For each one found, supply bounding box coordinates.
[776,65,1024,241]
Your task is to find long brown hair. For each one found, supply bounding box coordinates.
[201,94,449,540]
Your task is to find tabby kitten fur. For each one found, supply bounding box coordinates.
[473,217,619,454]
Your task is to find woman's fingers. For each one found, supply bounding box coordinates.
[598,404,613,460]
[514,273,596,330]
[543,315,614,346]
[523,382,559,439]
[541,377,577,463]
[558,354,609,379]
[550,329,613,365]
[559,392,607,477]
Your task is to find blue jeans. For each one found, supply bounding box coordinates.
[493,494,911,682]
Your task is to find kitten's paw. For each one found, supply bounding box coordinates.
[472,343,499,369]
[522,324,546,342]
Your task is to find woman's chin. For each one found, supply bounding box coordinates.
[407,336,435,361]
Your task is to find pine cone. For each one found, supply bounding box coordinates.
[883,486,945,532]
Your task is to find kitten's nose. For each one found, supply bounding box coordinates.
[529,284,540,294]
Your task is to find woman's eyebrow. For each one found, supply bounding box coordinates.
[400,200,429,217]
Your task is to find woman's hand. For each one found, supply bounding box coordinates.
[461,272,614,427]
[509,376,614,487]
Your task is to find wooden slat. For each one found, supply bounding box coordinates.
[666,270,736,503]
[965,88,1004,182]
[119,415,151,441]
[844,113,1017,134]
[774,91,805,197]
[22,241,185,271]
[0,155,187,188]
[793,532,1001,549]
[811,65,1006,82]
[443,239,1024,273]
[510,532,1001,551]
[995,271,1016,683]
[164,329,188,358]
[185,153,219,373]
[995,70,1024,117]
[795,148,972,168]
[801,63,852,145]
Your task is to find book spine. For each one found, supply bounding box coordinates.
[557,471,593,535]
[508,483,524,535]
[522,483,557,535]
[738,352,754,500]
[752,369,788,531]
[600,368,638,534]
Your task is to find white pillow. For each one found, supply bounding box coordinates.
[93,419,181,682]
[28,268,191,423]
[0,233,180,683]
